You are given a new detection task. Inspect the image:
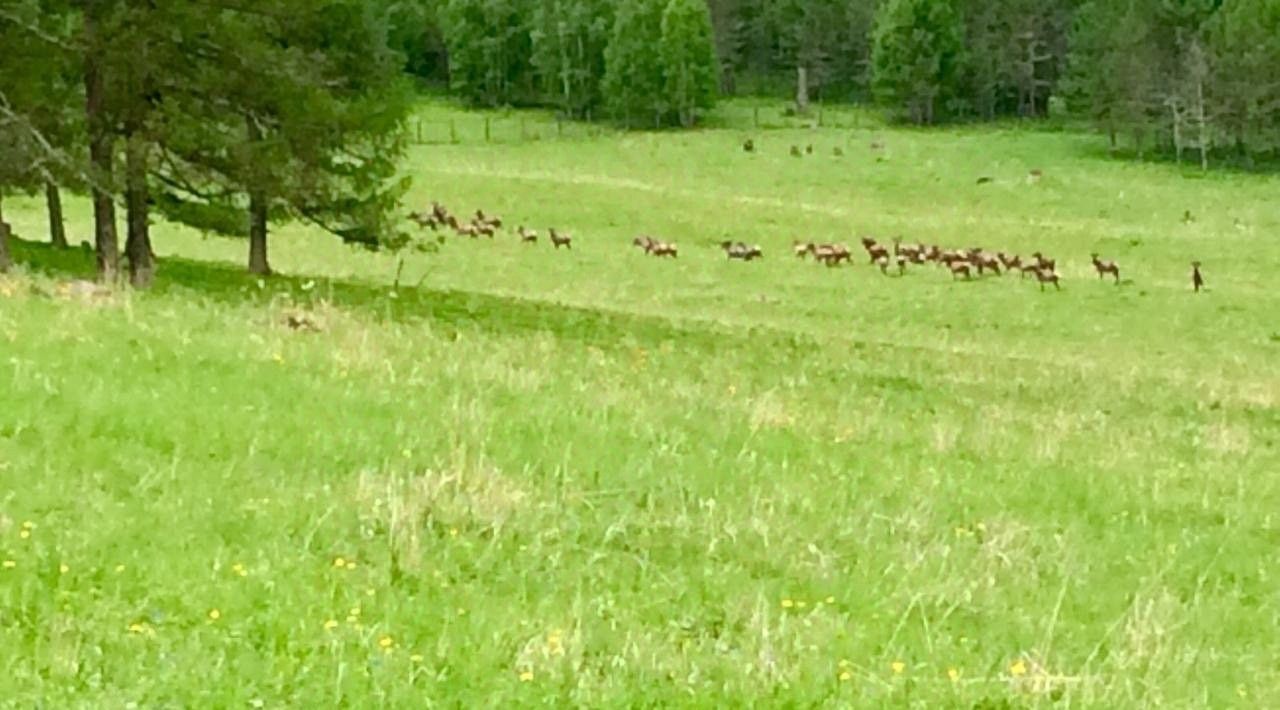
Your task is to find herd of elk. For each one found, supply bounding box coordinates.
[411,201,1199,293]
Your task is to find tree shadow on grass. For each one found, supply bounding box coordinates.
[9,237,813,358]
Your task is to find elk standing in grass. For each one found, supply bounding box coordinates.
[861,237,889,265]
[1192,261,1205,292]
[517,226,538,244]
[1033,267,1061,291]
[549,228,572,249]
[1091,253,1120,284]
[794,241,813,259]
[949,261,972,280]
[651,241,678,258]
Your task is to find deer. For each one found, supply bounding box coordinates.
[1091,253,1120,284]
[517,226,538,244]
[1033,266,1061,291]
[549,228,572,249]
[1192,261,1205,292]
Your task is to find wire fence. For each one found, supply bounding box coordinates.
[406,103,884,146]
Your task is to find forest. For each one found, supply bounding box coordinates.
[2,0,1278,286]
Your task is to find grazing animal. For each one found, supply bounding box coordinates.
[833,146,844,157]
[860,237,889,264]
[743,138,755,153]
[1033,267,1061,291]
[1192,261,1205,292]
[549,228,572,249]
[793,241,813,259]
[874,254,890,274]
[949,261,972,280]
[805,144,813,154]
[790,145,802,157]
[721,241,762,261]
[517,226,538,244]
[998,252,1022,271]
[1019,262,1041,279]
[896,253,908,276]
[633,236,656,253]
[1031,251,1056,272]
[408,211,434,228]
[1090,253,1120,283]
[974,253,1002,276]
[651,241,678,258]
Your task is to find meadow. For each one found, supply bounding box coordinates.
[1,99,1278,707]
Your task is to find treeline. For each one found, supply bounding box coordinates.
[393,0,1280,164]
[0,1,413,284]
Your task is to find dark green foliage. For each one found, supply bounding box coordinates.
[871,0,966,124]
[530,0,613,118]
[440,0,537,106]
[659,0,720,126]
[602,0,667,127]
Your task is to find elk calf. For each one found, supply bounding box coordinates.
[1090,253,1120,284]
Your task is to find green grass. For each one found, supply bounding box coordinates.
[1,99,1278,707]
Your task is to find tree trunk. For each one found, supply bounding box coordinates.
[0,195,10,273]
[1195,78,1208,171]
[795,66,809,115]
[124,132,154,288]
[46,182,68,248]
[83,10,119,283]
[248,189,270,276]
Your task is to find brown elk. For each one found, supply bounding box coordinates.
[475,209,502,230]
[819,244,852,266]
[721,241,762,261]
[874,254,891,274]
[1192,261,1204,292]
[949,261,972,280]
[1033,267,1061,291]
[896,253,909,276]
[517,226,538,244]
[633,236,656,253]
[793,241,813,259]
[860,237,890,264]
[549,228,572,249]
[998,252,1022,271]
[1031,252,1056,272]
[973,253,1002,276]
[1090,253,1120,284]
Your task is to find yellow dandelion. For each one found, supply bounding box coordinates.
[231,562,247,577]
[410,654,424,663]
[825,596,836,604]
[333,557,346,569]
[59,563,69,574]
[19,529,30,539]
[324,619,339,631]
[449,527,459,537]
[272,352,284,364]
[379,636,394,649]
[1009,660,1027,677]
[839,670,853,682]
[115,564,125,573]
[975,522,987,532]
[346,615,358,624]
[1,560,15,569]
[948,668,960,682]
[891,661,906,675]
[208,609,221,621]
[21,521,34,530]
[838,659,851,668]
[402,449,412,459]
[349,607,361,617]
[519,670,534,682]
[1237,686,1247,698]
[345,560,357,570]
[781,599,795,609]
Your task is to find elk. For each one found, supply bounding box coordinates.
[998,252,1022,271]
[817,244,852,266]
[973,253,1002,276]
[1033,267,1061,291]
[894,238,925,264]
[793,241,813,259]
[549,228,572,249]
[949,261,972,280]
[651,241,678,258]
[743,139,755,153]
[860,237,889,264]
[1192,261,1205,292]
[1090,253,1120,283]
[408,211,434,228]
[633,236,656,253]
[517,226,538,244]
[896,253,909,276]
[721,241,761,261]
[874,253,891,274]
[1031,252,1055,271]
[475,209,501,229]
[790,145,802,157]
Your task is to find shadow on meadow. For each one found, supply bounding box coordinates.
[9,237,820,359]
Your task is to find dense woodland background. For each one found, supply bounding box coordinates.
[1,0,1278,285]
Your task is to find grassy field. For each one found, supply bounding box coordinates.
[1,99,1278,707]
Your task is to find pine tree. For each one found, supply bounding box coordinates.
[659,0,719,127]
[871,0,967,125]
[601,0,665,127]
